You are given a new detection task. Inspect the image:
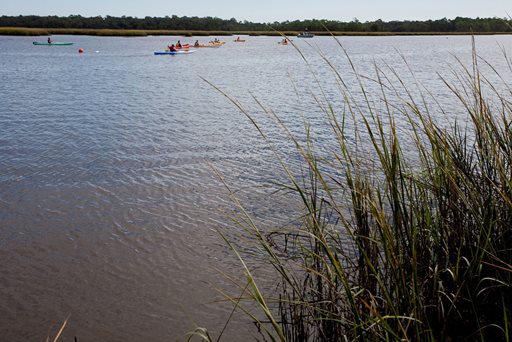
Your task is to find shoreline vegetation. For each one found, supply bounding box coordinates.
[1,14,511,36]
[2,27,512,37]
[193,37,512,341]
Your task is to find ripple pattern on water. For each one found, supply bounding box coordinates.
[1,34,512,340]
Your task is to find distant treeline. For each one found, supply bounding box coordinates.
[1,15,511,33]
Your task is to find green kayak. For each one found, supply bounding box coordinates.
[33,42,74,46]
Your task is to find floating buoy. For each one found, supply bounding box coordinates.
[78,48,84,53]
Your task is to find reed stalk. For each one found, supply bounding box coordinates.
[201,36,512,341]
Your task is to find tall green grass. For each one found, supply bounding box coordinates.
[200,37,512,341]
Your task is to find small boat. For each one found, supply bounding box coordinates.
[297,31,314,38]
[33,42,74,46]
[154,50,196,55]
[193,44,221,48]
[233,39,246,42]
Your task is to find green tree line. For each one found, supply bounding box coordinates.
[1,15,511,32]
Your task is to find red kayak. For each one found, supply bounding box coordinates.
[170,44,190,50]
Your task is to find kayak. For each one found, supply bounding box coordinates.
[233,40,246,42]
[154,50,196,55]
[193,44,221,48]
[33,42,74,46]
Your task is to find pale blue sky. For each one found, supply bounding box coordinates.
[1,0,510,22]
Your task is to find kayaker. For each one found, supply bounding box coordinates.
[47,37,52,44]
[176,40,182,48]
[169,44,176,52]
[194,40,199,47]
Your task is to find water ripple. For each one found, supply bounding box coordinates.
[2,34,512,340]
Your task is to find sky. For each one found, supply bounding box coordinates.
[1,0,510,23]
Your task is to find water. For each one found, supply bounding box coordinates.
[1,34,512,340]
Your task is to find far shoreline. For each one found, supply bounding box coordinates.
[1,27,511,37]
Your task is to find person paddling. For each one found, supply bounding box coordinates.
[194,40,199,47]
[47,37,52,44]
[169,44,176,52]
[176,40,182,48]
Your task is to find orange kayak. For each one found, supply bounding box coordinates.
[193,44,221,48]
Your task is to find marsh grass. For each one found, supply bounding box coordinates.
[2,27,509,37]
[0,27,50,36]
[0,27,236,37]
[202,36,512,341]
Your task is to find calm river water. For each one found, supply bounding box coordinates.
[1,34,512,340]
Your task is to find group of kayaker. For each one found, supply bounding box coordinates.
[166,38,226,51]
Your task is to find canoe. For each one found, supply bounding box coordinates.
[154,50,196,55]
[233,40,246,42]
[33,42,74,46]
